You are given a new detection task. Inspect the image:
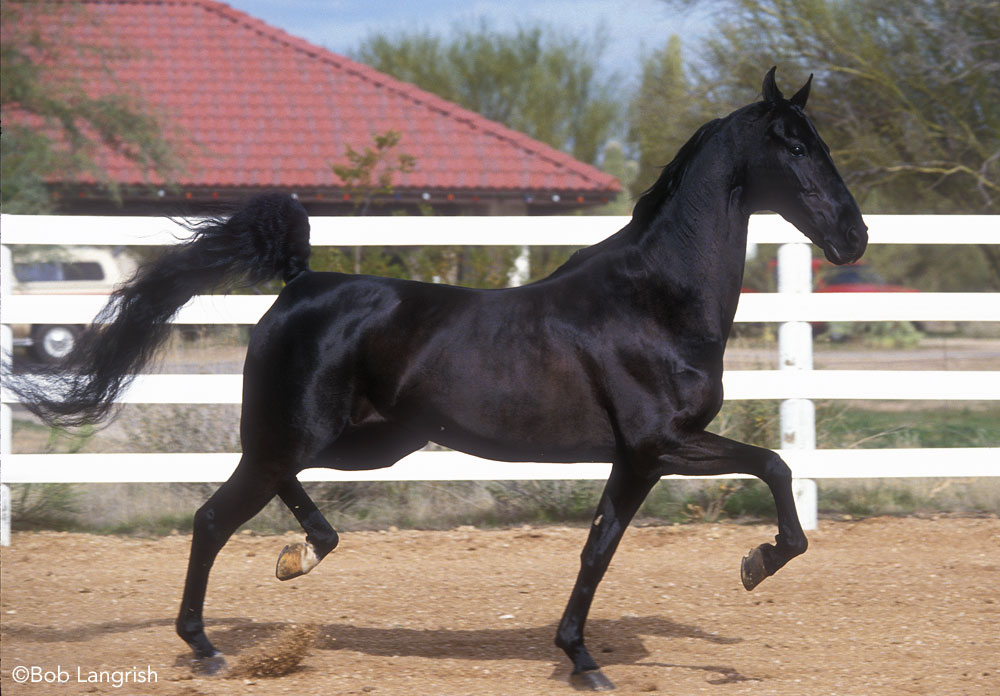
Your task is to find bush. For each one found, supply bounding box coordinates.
[10,483,81,530]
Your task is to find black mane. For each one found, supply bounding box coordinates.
[630,117,725,226]
[546,116,729,279]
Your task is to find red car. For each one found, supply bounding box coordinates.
[812,261,923,337]
[813,260,920,294]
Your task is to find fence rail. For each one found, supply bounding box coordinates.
[5,290,999,325]
[1,213,998,537]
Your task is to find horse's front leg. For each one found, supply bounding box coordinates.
[555,463,658,691]
[661,431,809,590]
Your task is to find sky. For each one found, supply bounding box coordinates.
[222,0,711,83]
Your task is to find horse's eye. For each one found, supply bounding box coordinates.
[790,144,806,157]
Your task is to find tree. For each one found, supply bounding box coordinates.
[320,130,520,287]
[651,0,1000,289]
[319,130,418,276]
[332,130,417,218]
[661,0,999,213]
[0,1,178,213]
[593,140,639,215]
[355,21,621,165]
[628,34,715,198]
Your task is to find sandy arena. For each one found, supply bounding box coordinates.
[2,517,998,695]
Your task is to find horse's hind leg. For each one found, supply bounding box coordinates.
[175,456,280,672]
[275,478,339,580]
[273,422,427,580]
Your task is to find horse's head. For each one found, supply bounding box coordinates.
[744,67,867,265]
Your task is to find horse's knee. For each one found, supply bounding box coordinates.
[761,454,792,486]
[192,503,223,545]
[191,504,212,537]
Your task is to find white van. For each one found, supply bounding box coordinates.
[12,247,137,363]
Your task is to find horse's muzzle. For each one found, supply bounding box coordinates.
[824,223,868,265]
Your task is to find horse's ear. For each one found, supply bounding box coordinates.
[790,73,813,108]
[762,66,783,103]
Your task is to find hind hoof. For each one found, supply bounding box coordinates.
[191,653,228,676]
[741,546,769,591]
[276,542,320,581]
[569,668,616,691]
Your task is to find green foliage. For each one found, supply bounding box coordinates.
[331,130,416,216]
[628,35,714,197]
[355,21,621,165]
[322,129,425,277]
[10,483,81,530]
[321,129,523,288]
[671,480,777,522]
[592,140,640,215]
[689,0,999,212]
[822,320,924,349]
[708,400,779,449]
[819,478,1000,517]
[817,402,1000,450]
[484,481,604,524]
[861,244,1000,292]
[1,1,180,212]
[819,482,920,518]
[654,0,1000,290]
[98,513,195,537]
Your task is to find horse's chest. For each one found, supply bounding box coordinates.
[607,341,725,433]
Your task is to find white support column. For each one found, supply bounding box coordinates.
[778,322,816,449]
[776,242,817,530]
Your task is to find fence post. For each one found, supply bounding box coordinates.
[776,242,817,530]
[1,242,13,545]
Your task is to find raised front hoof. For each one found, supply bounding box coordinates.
[569,668,616,691]
[741,546,770,591]
[275,542,320,581]
[190,653,228,676]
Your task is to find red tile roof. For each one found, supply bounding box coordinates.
[6,0,620,200]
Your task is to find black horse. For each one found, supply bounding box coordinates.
[7,69,866,690]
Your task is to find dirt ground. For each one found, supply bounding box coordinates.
[2,517,998,695]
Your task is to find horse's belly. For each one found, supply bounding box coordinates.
[388,377,617,463]
[429,422,617,464]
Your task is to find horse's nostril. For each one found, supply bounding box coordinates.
[845,224,868,262]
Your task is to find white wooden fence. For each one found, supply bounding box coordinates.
[1,214,998,541]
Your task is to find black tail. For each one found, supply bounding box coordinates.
[5,193,311,428]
